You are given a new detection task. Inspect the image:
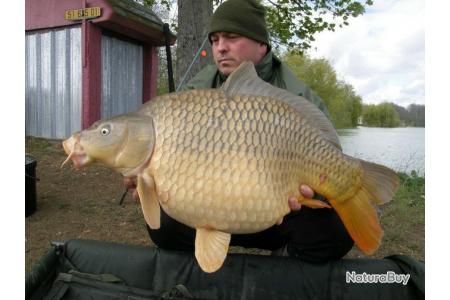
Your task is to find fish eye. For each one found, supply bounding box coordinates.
[100,125,111,136]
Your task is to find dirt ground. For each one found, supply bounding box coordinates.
[25,137,151,272]
[25,137,424,273]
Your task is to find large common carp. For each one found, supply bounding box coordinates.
[62,62,399,273]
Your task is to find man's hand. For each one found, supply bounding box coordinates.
[276,184,314,225]
[288,184,314,211]
[123,177,140,202]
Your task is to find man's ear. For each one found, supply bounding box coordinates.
[259,43,268,56]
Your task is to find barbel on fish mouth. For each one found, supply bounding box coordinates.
[62,61,399,273]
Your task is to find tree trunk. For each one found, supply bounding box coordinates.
[176,0,213,89]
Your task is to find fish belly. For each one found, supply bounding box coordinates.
[157,148,294,234]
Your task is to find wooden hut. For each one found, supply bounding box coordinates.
[25,0,175,139]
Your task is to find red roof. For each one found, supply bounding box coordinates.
[25,0,176,46]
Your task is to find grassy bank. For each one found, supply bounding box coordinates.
[381,172,425,259]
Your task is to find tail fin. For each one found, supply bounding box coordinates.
[330,158,399,254]
[359,159,399,205]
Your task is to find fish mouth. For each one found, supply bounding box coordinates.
[61,134,92,170]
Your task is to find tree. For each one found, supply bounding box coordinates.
[362,103,400,128]
[393,104,411,126]
[136,0,213,88]
[407,104,425,127]
[341,82,362,127]
[392,103,425,127]
[264,0,373,52]
[283,51,362,128]
[145,0,373,52]
[141,0,373,81]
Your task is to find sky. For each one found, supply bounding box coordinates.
[307,0,424,108]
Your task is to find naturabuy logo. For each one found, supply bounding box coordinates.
[346,271,410,285]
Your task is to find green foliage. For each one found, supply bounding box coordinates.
[137,0,177,29]
[138,0,372,52]
[392,103,425,127]
[156,48,174,96]
[379,171,424,260]
[406,104,425,127]
[283,51,362,128]
[25,137,52,153]
[362,102,401,127]
[140,0,171,10]
[264,0,373,52]
[390,171,425,221]
[397,171,425,200]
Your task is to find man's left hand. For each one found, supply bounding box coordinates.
[276,184,315,225]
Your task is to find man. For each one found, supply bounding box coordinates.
[184,0,329,117]
[128,0,354,263]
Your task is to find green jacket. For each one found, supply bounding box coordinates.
[183,51,331,119]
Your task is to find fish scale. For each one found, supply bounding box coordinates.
[62,62,398,273]
[148,90,330,233]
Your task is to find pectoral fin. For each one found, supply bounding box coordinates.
[137,173,160,229]
[195,228,231,273]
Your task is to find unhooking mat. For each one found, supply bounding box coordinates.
[26,239,424,300]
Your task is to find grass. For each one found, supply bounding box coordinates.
[386,172,425,223]
[25,136,54,154]
[383,172,424,257]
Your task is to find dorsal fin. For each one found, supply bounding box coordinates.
[222,61,341,150]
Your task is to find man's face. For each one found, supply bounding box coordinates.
[210,32,268,76]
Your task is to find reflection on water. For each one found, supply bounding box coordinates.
[337,127,425,175]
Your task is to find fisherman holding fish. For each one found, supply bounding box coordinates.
[125,0,355,263]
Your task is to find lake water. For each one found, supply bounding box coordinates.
[337,127,425,176]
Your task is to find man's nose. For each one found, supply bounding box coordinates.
[215,38,228,52]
